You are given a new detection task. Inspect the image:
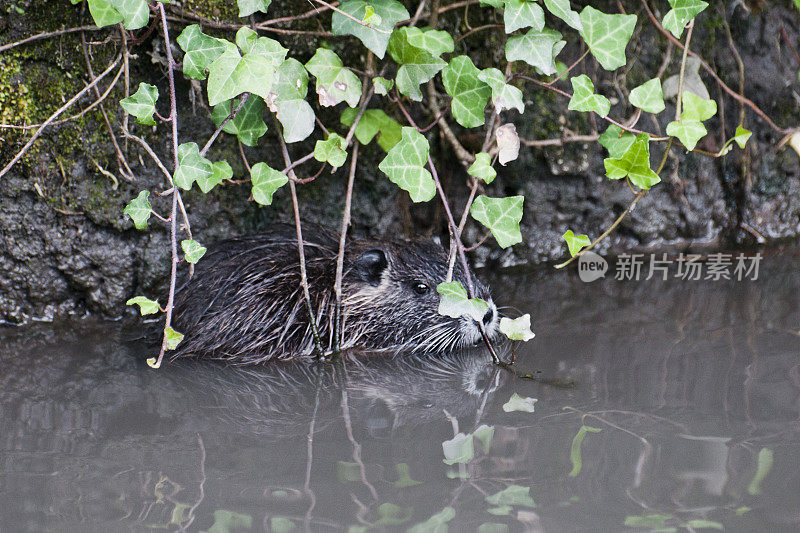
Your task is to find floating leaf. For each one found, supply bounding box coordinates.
[404,27,455,56]
[174,142,212,191]
[485,485,535,507]
[495,123,520,165]
[628,78,665,114]
[733,125,752,148]
[436,281,488,322]
[603,133,661,189]
[238,0,271,17]
[314,132,347,169]
[375,503,414,526]
[198,161,232,194]
[407,507,455,533]
[568,74,610,117]
[387,27,447,101]
[305,48,362,107]
[500,314,535,341]
[504,0,545,33]
[569,425,602,477]
[340,108,402,151]
[562,229,591,257]
[748,448,774,495]
[86,0,124,28]
[211,95,268,146]
[579,6,636,71]
[107,0,149,30]
[502,394,538,413]
[598,124,636,159]
[176,25,228,80]
[470,195,524,248]
[478,523,510,533]
[393,463,422,488]
[372,76,394,95]
[126,295,159,315]
[269,517,296,533]
[684,520,723,531]
[487,506,512,516]
[164,327,184,350]
[467,152,496,184]
[120,82,159,126]
[378,126,435,202]
[543,0,582,30]
[442,432,475,465]
[478,68,524,113]
[124,190,151,229]
[505,27,564,75]
[181,239,207,264]
[250,162,288,205]
[337,461,361,483]
[331,0,409,58]
[442,56,492,128]
[662,0,708,39]
[473,425,495,454]
[266,58,315,143]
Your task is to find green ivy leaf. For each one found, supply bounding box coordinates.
[305,48,362,107]
[569,425,602,477]
[442,432,475,465]
[499,314,535,341]
[480,0,504,7]
[237,0,271,17]
[680,90,717,121]
[87,0,123,28]
[198,161,232,194]
[623,514,673,528]
[603,133,661,189]
[363,5,381,25]
[478,523,510,533]
[629,78,665,114]
[313,132,348,168]
[504,0,545,34]
[387,27,447,101]
[666,119,706,151]
[662,0,708,39]
[578,6,637,71]
[181,239,207,264]
[340,108,402,151]
[485,484,536,507]
[404,27,455,56]
[408,508,456,533]
[436,281,488,322]
[684,520,723,531]
[375,503,414,526]
[598,124,635,159]
[733,125,752,148]
[487,507,512,516]
[211,95,268,146]
[164,326,184,350]
[470,195,524,248]
[267,58,315,143]
[478,68,525,114]
[174,142,212,190]
[126,296,160,315]
[250,162,288,205]
[176,25,228,80]
[543,0,582,30]
[568,74,610,117]
[234,27,287,63]
[206,43,244,106]
[505,27,564,75]
[442,56,492,128]
[467,152,496,183]
[120,82,158,126]
[331,0,409,59]
[473,425,495,454]
[372,76,394,95]
[562,229,591,257]
[393,463,422,488]
[107,0,149,30]
[124,190,152,229]
[378,126,435,202]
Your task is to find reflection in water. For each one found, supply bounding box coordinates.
[0,250,799,532]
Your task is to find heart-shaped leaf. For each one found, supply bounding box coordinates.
[629,78,665,114]
[250,162,288,205]
[478,68,525,114]
[174,142,212,190]
[331,0,409,58]
[123,190,152,229]
[467,152,497,183]
[387,27,447,101]
[120,82,159,125]
[378,126,435,202]
[568,74,610,117]
[603,133,661,189]
[562,229,591,257]
[470,195,524,248]
[499,314,535,341]
[305,48,362,107]
[126,295,160,315]
[181,239,207,264]
[579,6,636,71]
[267,58,316,143]
[442,56,492,128]
[436,281,488,322]
[211,95,268,147]
[314,132,348,168]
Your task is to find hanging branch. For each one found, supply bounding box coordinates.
[333,143,359,354]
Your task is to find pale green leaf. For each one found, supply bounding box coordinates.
[120,82,158,126]
[603,133,661,189]
[164,326,184,350]
[666,119,707,151]
[478,523,510,533]
[340,108,402,151]
[467,152,496,183]
[404,27,455,56]
[562,229,590,257]
[442,432,474,465]
[331,0,409,58]
[268,58,315,143]
[684,520,723,531]
[126,295,160,315]
[206,44,243,107]
[387,27,447,101]
[499,314,535,341]
[578,6,637,70]
[569,425,602,477]
[470,195,524,248]
[442,56,491,127]
[485,485,535,507]
[598,124,635,159]
[502,394,538,413]
[662,0,708,39]
[733,125,752,148]
[504,0,545,33]
[680,90,716,121]
[436,281,488,322]
[250,162,288,205]
[624,515,673,528]
[372,76,394,95]
[107,0,149,30]
[174,142,212,190]
[313,132,347,168]
[505,27,564,75]
[87,0,123,28]
[543,0,582,30]
[198,161,232,193]
[487,507,512,516]
[478,68,525,113]
[473,425,495,454]
[211,95,268,146]
[305,48,362,107]
[407,508,455,533]
[393,463,422,488]
[123,190,152,229]
[363,5,381,25]
[568,74,610,117]
[181,239,207,264]
[176,25,228,80]
[238,0,271,17]
[629,78,665,114]
[378,126,435,202]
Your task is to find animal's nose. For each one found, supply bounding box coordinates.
[482,306,494,325]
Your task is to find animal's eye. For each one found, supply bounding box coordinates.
[413,282,429,295]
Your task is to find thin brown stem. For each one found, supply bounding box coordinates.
[200,93,249,157]
[0,24,104,53]
[333,143,359,354]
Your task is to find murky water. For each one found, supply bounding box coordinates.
[1,249,799,532]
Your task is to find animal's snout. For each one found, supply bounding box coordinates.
[482,306,494,325]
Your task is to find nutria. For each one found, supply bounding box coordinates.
[171,225,499,363]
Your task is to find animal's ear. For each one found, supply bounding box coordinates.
[354,248,388,286]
